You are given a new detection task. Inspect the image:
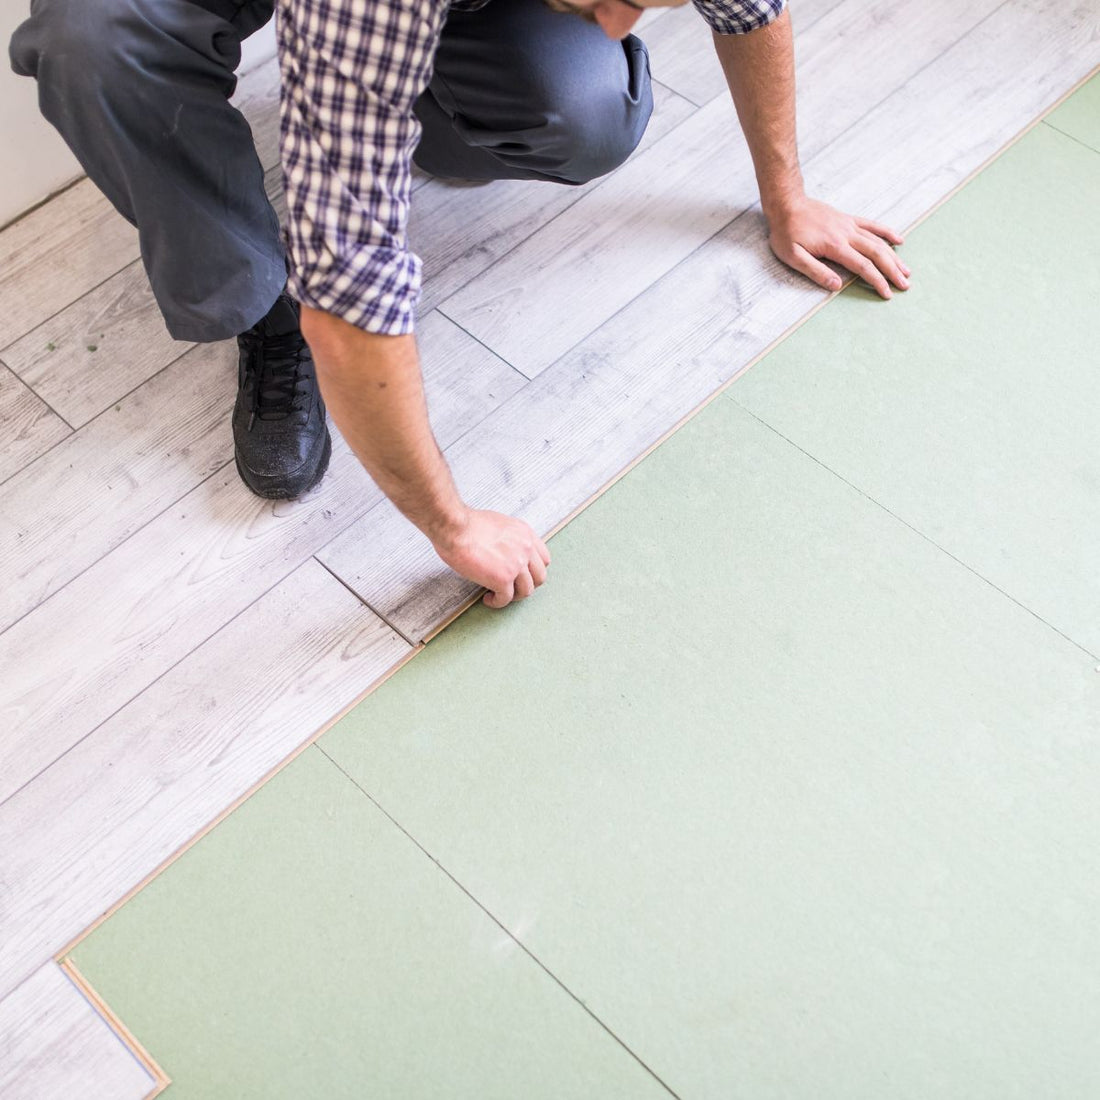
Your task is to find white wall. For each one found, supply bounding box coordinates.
[0,3,276,228]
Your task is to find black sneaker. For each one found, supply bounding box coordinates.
[233,293,331,499]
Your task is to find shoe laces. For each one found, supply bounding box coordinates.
[243,331,305,431]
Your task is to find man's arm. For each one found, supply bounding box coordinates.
[277,0,548,606]
[711,9,910,298]
[300,309,549,608]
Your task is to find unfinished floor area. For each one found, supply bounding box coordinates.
[1,1,1098,1094]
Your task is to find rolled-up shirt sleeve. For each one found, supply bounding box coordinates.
[276,0,449,334]
[693,0,786,35]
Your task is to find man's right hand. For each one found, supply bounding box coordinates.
[433,508,551,608]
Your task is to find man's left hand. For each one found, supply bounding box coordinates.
[766,196,910,299]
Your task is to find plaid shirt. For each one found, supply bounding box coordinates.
[276,0,787,334]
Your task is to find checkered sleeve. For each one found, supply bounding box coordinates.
[275,0,450,334]
[693,0,786,35]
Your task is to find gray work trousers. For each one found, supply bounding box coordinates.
[9,0,653,342]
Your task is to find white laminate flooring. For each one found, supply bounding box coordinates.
[1,1,1096,1091]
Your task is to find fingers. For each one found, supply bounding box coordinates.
[827,241,893,299]
[852,231,910,292]
[483,580,514,609]
[855,216,904,247]
[530,553,548,588]
[787,243,843,293]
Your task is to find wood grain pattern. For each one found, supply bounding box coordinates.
[0,361,70,485]
[0,561,409,1003]
[639,0,847,108]
[0,313,521,806]
[0,341,235,636]
[411,80,697,317]
[437,0,1006,379]
[3,263,190,429]
[0,963,155,1100]
[320,0,1098,642]
[0,180,140,350]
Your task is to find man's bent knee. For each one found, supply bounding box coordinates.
[534,35,653,184]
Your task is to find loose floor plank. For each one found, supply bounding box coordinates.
[0,361,70,485]
[0,342,235,635]
[0,179,140,350]
[438,0,1006,378]
[0,561,409,1003]
[0,963,155,1100]
[411,80,697,317]
[0,313,521,806]
[319,0,1099,641]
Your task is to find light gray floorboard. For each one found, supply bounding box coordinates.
[2,265,190,430]
[319,0,1100,641]
[438,0,1008,379]
[0,560,410,1003]
[0,362,71,485]
[639,0,846,108]
[0,180,140,351]
[0,313,521,807]
[0,342,235,635]
[412,80,697,317]
[0,963,154,1100]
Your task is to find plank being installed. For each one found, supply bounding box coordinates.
[0,361,70,485]
[0,963,155,1100]
[0,559,410,1003]
[319,0,1100,642]
[437,0,1007,379]
[0,312,521,807]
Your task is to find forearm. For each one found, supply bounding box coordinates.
[712,9,804,219]
[300,306,466,544]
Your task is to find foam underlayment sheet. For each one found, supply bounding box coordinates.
[69,84,1100,1099]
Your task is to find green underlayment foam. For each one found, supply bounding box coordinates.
[71,89,1100,1099]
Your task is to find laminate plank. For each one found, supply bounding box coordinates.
[0,361,70,484]
[438,0,1006,379]
[0,963,154,1100]
[411,80,697,317]
[0,342,235,636]
[0,312,521,806]
[0,179,140,349]
[319,0,1099,642]
[639,0,847,108]
[2,264,190,429]
[0,561,409,1003]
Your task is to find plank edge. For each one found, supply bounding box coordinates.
[55,958,168,1098]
